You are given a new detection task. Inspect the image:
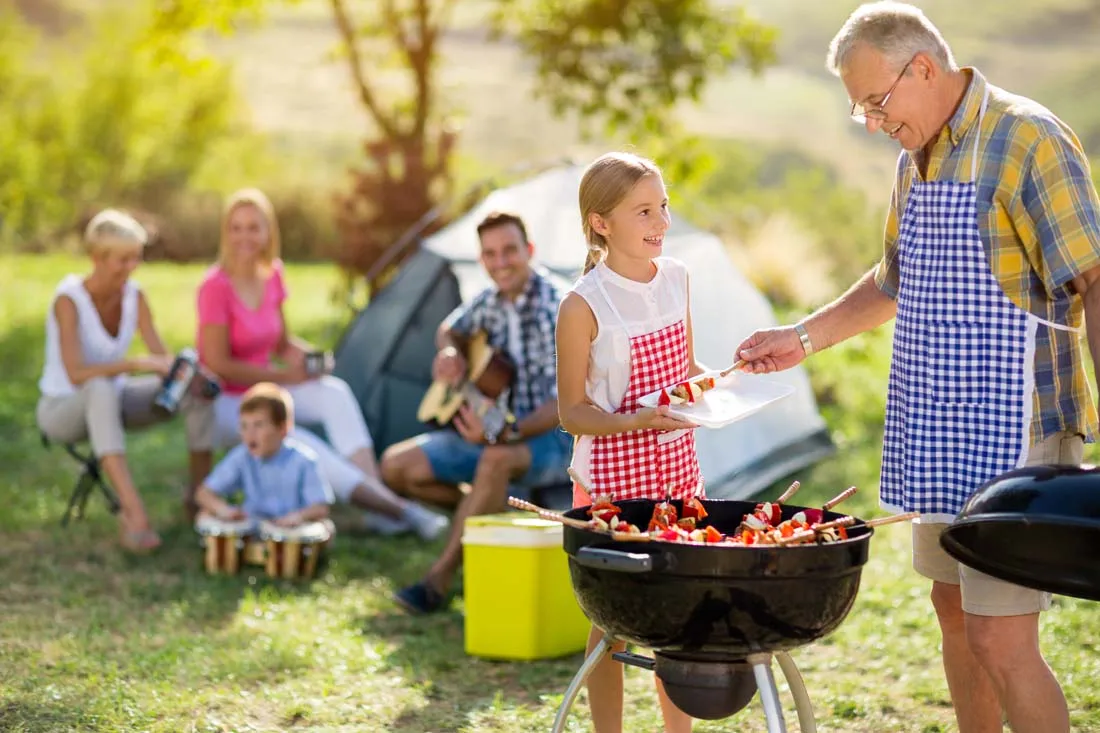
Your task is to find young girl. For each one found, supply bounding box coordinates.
[557,152,704,733]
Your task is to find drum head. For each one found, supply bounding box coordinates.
[260,520,332,543]
[196,514,255,536]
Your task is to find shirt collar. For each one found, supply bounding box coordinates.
[493,268,543,310]
[944,67,986,147]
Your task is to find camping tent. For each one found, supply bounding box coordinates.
[332,164,834,500]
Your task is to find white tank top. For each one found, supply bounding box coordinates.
[568,257,690,485]
[38,274,140,397]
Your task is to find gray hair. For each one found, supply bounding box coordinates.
[84,208,148,252]
[826,1,956,76]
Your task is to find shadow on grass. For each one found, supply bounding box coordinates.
[0,699,89,732]
[353,599,586,731]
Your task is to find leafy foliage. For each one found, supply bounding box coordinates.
[0,2,249,250]
[490,0,777,141]
[326,0,778,279]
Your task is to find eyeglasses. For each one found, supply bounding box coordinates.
[849,58,914,123]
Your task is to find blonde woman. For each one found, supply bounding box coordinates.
[196,188,447,540]
[36,209,216,553]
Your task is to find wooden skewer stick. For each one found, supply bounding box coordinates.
[776,529,817,545]
[776,480,802,504]
[507,497,590,530]
[506,496,652,543]
[720,359,746,378]
[812,515,857,532]
[822,486,858,511]
[862,511,920,528]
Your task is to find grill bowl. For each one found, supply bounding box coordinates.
[562,499,872,659]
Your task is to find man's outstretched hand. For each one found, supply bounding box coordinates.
[734,326,807,375]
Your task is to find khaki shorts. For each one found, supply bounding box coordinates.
[912,431,1084,617]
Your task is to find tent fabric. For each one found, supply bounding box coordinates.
[333,164,834,500]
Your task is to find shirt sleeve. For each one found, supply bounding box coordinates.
[196,271,231,327]
[203,445,246,497]
[297,452,334,507]
[875,153,909,300]
[1012,127,1100,296]
[537,284,561,400]
[443,294,484,337]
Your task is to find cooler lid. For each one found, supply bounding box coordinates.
[463,512,563,548]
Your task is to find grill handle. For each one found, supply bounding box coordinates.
[574,547,659,573]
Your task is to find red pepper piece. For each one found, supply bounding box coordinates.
[683,497,708,521]
[658,389,671,407]
[802,508,824,525]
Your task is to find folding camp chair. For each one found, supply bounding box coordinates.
[41,432,121,526]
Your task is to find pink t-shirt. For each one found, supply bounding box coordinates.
[196,260,288,395]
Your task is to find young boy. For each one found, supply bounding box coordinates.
[195,382,334,528]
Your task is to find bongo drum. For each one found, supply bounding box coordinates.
[259,520,334,579]
[195,515,257,575]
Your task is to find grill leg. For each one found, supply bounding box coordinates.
[775,651,816,733]
[550,635,612,733]
[748,654,787,733]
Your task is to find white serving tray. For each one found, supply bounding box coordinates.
[637,369,795,429]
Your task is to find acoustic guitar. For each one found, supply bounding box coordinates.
[416,330,517,435]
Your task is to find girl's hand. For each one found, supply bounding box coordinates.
[631,406,697,432]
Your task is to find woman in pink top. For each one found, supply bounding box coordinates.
[195,188,447,541]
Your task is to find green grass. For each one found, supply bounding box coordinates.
[3,253,1100,731]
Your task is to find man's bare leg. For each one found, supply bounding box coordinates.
[966,612,1068,733]
[423,443,531,594]
[379,440,463,509]
[930,582,1002,733]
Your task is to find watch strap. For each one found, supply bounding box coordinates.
[794,322,814,356]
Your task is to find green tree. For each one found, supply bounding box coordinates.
[325,0,777,282]
[0,0,261,249]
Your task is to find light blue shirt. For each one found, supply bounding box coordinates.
[204,439,334,519]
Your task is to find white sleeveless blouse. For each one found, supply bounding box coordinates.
[568,257,690,486]
[38,274,140,397]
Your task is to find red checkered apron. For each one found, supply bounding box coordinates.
[574,273,702,506]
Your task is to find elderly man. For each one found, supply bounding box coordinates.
[381,211,572,614]
[735,3,1100,732]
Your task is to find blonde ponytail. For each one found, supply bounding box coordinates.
[578,151,661,275]
[582,245,604,274]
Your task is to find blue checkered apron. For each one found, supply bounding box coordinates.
[880,88,1079,521]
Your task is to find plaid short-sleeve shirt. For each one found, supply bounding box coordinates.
[444,268,562,420]
[875,67,1100,443]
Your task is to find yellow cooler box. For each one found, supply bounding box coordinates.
[463,512,591,660]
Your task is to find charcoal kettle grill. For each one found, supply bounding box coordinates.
[941,463,1100,602]
[550,498,875,733]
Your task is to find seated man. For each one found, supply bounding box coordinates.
[194,382,335,533]
[381,211,572,614]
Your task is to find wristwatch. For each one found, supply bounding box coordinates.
[501,424,522,444]
[487,422,522,445]
[794,321,814,356]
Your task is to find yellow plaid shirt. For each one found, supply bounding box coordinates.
[875,67,1100,443]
